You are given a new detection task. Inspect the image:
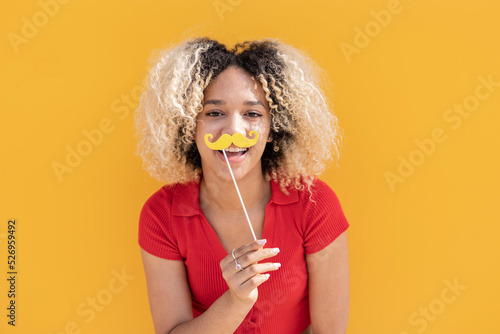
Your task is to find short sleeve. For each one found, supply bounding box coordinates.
[138,186,183,260]
[302,179,350,254]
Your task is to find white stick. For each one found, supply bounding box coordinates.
[222,150,257,241]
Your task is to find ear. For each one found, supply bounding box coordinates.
[267,133,273,143]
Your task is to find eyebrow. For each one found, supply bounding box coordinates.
[203,99,266,108]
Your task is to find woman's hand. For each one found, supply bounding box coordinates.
[220,239,281,306]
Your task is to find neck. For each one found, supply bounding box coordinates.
[200,170,271,215]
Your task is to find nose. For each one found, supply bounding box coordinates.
[222,112,246,136]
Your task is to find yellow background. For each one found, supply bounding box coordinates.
[1,0,499,332]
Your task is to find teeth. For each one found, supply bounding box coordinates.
[225,147,248,152]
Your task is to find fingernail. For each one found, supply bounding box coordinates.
[257,239,267,245]
[264,274,270,279]
[271,248,280,254]
[274,263,281,268]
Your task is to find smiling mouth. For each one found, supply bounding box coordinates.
[218,147,249,158]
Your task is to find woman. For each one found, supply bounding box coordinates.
[135,37,350,334]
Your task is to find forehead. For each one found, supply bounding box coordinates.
[203,66,268,104]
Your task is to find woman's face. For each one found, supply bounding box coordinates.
[195,66,271,182]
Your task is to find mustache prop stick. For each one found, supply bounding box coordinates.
[204,131,259,241]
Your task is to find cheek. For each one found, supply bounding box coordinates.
[254,128,271,152]
[255,123,271,145]
[194,133,206,155]
[196,136,211,155]
[251,116,271,134]
[194,121,207,146]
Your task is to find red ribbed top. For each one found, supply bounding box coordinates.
[138,176,349,333]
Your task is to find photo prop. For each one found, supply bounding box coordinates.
[204,131,260,241]
[204,131,259,150]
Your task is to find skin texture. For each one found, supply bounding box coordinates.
[140,66,349,334]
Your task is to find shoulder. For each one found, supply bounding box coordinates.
[141,184,177,213]
[138,183,186,260]
[297,176,341,208]
[271,175,340,209]
[309,177,334,194]
[139,182,191,225]
[140,180,200,221]
[298,177,350,253]
[298,177,348,230]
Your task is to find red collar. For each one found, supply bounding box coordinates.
[171,177,299,217]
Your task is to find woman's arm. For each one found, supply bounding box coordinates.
[140,249,193,333]
[140,239,280,334]
[306,231,349,334]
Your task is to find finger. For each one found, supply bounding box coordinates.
[227,262,281,287]
[240,262,281,277]
[238,273,271,295]
[237,247,280,269]
[232,239,267,260]
[223,240,267,269]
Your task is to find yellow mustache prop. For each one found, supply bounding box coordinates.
[204,131,259,150]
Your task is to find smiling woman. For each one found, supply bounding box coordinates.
[195,66,272,184]
[134,37,350,334]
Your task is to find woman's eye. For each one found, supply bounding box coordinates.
[206,111,223,117]
[246,111,262,118]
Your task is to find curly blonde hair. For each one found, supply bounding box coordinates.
[134,37,343,193]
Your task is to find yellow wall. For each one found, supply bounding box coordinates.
[1,0,499,332]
